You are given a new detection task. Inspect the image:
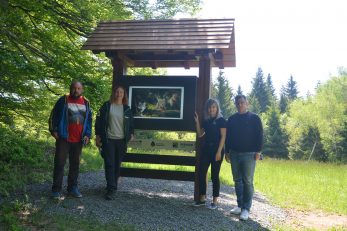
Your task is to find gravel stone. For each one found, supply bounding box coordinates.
[19,171,287,230]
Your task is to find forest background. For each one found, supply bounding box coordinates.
[0,0,346,203]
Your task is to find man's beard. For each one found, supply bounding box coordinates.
[71,92,81,99]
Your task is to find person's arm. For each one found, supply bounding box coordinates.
[194,112,205,137]
[216,127,226,161]
[83,101,93,145]
[48,96,63,139]
[95,104,103,148]
[224,118,231,162]
[254,115,263,160]
[128,106,135,141]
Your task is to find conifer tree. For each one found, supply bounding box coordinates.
[237,85,243,95]
[266,73,276,103]
[263,106,288,158]
[249,67,270,113]
[279,87,289,113]
[215,71,235,117]
[285,75,299,100]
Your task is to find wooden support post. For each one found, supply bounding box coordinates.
[194,53,211,201]
[111,57,126,89]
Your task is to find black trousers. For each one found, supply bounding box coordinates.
[198,144,223,197]
[104,139,126,191]
[52,138,82,192]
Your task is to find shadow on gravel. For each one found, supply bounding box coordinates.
[11,172,280,231]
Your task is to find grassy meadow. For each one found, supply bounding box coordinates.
[79,146,347,215]
[219,159,347,215]
[1,142,346,230]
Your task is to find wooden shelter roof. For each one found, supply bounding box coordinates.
[82,18,235,69]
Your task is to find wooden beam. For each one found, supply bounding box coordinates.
[127,53,197,61]
[123,153,196,166]
[194,52,212,201]
[111,56,126,89]
[120,168,195,181]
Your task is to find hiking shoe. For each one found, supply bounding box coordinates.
[51,191,61,199]
[105,190,116,200]
[68,186,82,198]
[193,200,206,207]
[240,209,249,221]
[208,203,218,210]
[230,206,242,215]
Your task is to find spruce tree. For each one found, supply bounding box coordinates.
[215,71,235,117]
[279,87,289,113]
[237,85,243,95]
[266,73,276,103]
[285,75,299,100]
[288,126,326,161]
[249,67,270,113]
[263,106,288,158]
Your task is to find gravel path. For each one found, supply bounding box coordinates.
[22,171,287,230]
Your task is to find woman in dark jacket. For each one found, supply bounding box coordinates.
[194,99,226,209]
[95,86,134,200]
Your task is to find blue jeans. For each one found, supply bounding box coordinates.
[230,152,256,211]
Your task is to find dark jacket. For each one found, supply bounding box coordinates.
[225,111,263,153]
[95,101,134,145]
[48,95,92,140]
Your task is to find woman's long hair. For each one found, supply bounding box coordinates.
[204,98,222,120]
[110,85,128,105]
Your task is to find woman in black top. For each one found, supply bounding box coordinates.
[194,99,226,209]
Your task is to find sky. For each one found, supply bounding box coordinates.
[169,0,347,96]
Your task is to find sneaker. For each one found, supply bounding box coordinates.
[240,209,249,221]
[193,200,206,207]
[51,191,61,199]
[105,190,116,200]
[208,203,218,210]
[68,186,82,198]
[230,206,242,215]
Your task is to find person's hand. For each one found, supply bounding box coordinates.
[225,153,230,163]
[52,132,59,140]
[215,151,222,161]
[83,136,90,146]
[95,135,102,148]
[255,152,261,160]
[194,112,199,124]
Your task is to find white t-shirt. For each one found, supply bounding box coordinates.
[107,104,124,139]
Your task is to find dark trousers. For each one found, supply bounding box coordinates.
[198,144,223,197]
[104,139,126,191]
[52,138,82,192]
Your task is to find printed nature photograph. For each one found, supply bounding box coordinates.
[129,86,184,119]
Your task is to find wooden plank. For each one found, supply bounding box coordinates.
[85,35,232,42]
[99,19,234,26]
[123,153,196,166]
[120,168,195,181]
[89,31,233,38]
[84,40,231,46]
[94,27,233,34]
[128,139,195,151]
[82,44,230,50]
[96,23,234,31]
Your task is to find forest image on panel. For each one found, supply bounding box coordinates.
[130,87,183,119]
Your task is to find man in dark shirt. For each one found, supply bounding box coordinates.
[225,95,263,221]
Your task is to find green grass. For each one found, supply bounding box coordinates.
[0,200,135,231]
[119,154,347,215]
[219,159,347,215]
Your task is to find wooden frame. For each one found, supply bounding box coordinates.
[118,75,197,131]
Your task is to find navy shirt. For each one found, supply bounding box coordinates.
[226,111,263,152]
[202,117,227,145]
